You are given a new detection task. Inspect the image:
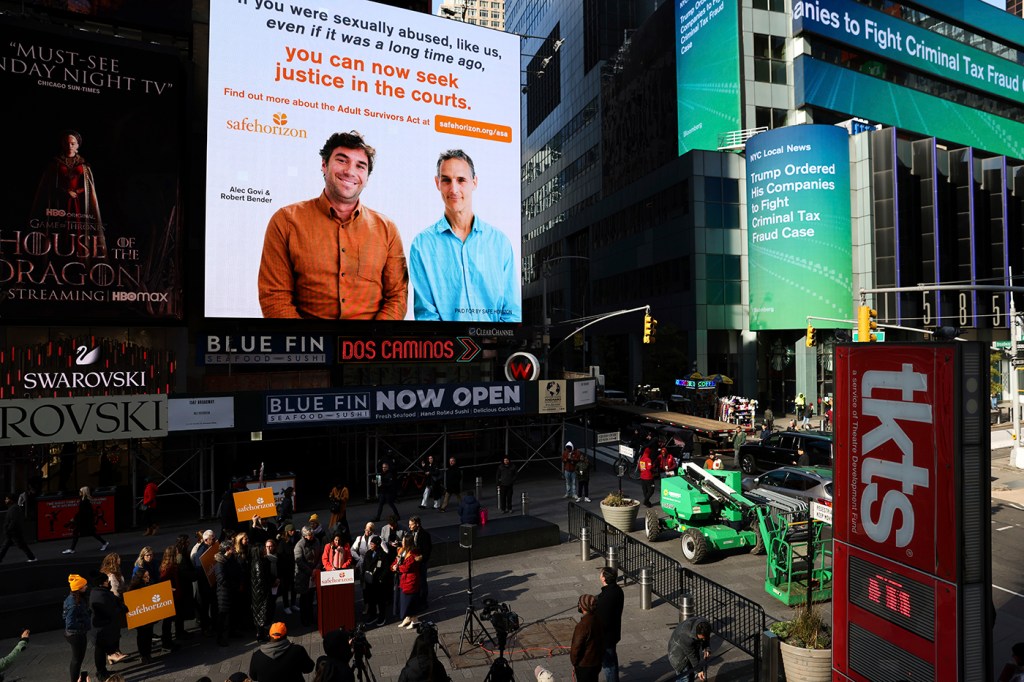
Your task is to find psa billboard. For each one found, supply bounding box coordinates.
[746,125,852,330]
[0,22,186,319]
[675,0,741,155]
[205,0,521,323]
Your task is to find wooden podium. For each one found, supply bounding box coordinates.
[316,568,356,635]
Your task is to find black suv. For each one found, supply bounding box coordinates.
[738,431,832,474]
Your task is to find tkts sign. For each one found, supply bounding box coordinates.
[836,346,954,577]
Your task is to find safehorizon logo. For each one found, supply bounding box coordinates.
[128,596,173,617]
[225,113,308,138]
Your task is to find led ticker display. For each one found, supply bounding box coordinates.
[849,554,934,640]
[204,0,521,323]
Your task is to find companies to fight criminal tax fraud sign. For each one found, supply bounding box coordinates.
[746,125,853,330]
[675,0,741,155]
[0,394,168,445]
[0,22,186,320]
[233,486,279,522]
[205,0,521,323]
[125,580,176,629]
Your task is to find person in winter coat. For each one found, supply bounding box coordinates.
[372,462,400,522]
[126,569,156,663]
[64,573,92,682]
[418,455,440,510]
[562,441,579,499]
[570,594,604,682]
[251,539,274,642]
[350,522,376,572]
[439,456,461,512]
[248,622,315,682]
[328,483,350,538]
[667,616,712,682]
[141,477,159,536]
[576,452,592,502]
[321,532,354,571]
[158,544,185,650]
[214,545,242,646]
[63,486,109,554]
[594,567,624,682]
[276,526,297,615]
[0,491,36,562]
[90,573,128,680]
[278,486,295,526]
[391,535,422,629]
[495,456,516,513]
[639,445,659,508]
[457,490,481,525]
[293,526,320,626]
[361,535,391,626]
[397,632,448,682]
[313,627,356,682]
[131,546,158,582]
[190,530,217,634]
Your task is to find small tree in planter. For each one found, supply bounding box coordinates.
[599,490,640,532]
[769,607,832,682]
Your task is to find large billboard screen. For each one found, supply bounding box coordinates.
[205,0,522,323]
[746,125,852,330]
[794,0,1024,107]
[0,23,186,320]
[796,57,1024,160]
[675,0,741,155]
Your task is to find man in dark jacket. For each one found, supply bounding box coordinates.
[397,632,448,682]
[439,456,461,512]
[314,627,355,682]
[667,616,712,682]
[571,594,604,682]
[293,526,320,626]
[90,573,128,680]
[457,490,481,525]
[495,456,516,513]
[0,492,36,563]
[594,567,624,682]
[372,462,400,522]
[249,622,315,682]
[361,536,391,626]
[214,545,242,646]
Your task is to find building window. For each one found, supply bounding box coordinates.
[755,106,787,130]
[752,0,784,11]
[753,34,787,85]
[706,254,741,305]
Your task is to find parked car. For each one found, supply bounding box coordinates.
[737,431,832,474]
[742,466,833,509]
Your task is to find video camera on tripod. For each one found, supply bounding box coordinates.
[481,599,520,649]
[350,623,372,663]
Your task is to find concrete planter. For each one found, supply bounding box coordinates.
[779,641,832,682]
[599,499,640,532]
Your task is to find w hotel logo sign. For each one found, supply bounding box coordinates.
[505,352,540,381]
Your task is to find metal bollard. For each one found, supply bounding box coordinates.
[680,594,694,621]
[640,566,653,610]
[581,527,590,561]
[521,491,529,515]
[605,545,619,575]
[475,476,483,501]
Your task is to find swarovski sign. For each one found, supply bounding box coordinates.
[0,395,168,445]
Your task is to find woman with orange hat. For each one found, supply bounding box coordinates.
[63,573,91,682]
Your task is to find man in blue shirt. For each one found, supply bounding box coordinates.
[409,150,521,322]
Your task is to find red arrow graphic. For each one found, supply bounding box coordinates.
[457,336,481,362]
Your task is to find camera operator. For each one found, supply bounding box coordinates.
[398,630,449,682]
[312,627,355,682]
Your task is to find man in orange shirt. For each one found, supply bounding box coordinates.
[258,130,409,319]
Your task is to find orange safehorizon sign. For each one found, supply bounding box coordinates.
[200,541,221,587]
[233,486,278,522]
[125,580,176,629]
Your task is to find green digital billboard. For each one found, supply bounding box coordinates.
[675,0,741,155]
[794,0,1024,106]
[796,57,1024,160]
[746,125,853,331]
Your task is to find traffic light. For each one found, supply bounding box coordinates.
[650,317,657,344]
[858,305,878,342]
[643,314,655,344]
[806,324,817,347]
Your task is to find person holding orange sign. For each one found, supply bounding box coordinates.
[409,149,520,322]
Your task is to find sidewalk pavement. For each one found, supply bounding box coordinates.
[1,422,1022,681]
